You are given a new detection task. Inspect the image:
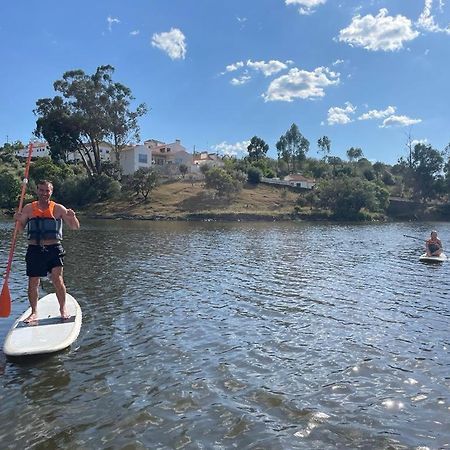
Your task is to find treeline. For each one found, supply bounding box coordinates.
[1,65,449,220]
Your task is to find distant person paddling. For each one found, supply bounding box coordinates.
[14,180,80,323]
[425,230,443,257]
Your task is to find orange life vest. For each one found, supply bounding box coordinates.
[27,201,63,242]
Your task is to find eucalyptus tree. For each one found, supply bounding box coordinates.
[346,147,363,162]
[276,123,309,173]
[34,65,147,176]
[247,136,269,162]
[317,136,331,161]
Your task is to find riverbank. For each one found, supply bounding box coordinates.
[2,180,448,222]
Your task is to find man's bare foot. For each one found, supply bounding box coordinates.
[60,309,70,320]
[24,313,38,323]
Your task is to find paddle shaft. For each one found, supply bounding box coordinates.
[403,234,425,242]
[0,143,33,317]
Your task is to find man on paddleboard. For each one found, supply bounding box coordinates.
[425,230,443,257]
[14,180,80,322]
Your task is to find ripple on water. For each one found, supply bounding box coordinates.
[1,220,450,448]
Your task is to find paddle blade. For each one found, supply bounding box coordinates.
[0,282,12,317]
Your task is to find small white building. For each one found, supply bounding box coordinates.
[261,174,316,190]
[15,141,113,163]
[15,141,50,158]
[192,152,224,172]
[119,145,152,175]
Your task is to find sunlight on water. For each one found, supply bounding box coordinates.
[1,219,449,448]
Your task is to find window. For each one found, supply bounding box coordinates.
[138,154,148,164]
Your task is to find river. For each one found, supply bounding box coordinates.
[0,219,449,449]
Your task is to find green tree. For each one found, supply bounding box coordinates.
[315,176,387,219]
[34,65,147,175]
[28,157,65,185]
[247,166,263,184]
[346,147,363,162]
[410,143,444,200]
[276,123,309,172]
[0,171,21,208]
[204,167,242,198]
[0,141,23,165]
[128,167,159,200]
[317,136,331,161]
[247,136,269,162]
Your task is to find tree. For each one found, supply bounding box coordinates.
[128,167,159,200]
[0,171,20,208]
[247,166,263,184]
[247,136,269,162]
[179,164,188,178]
[0,141,23,164]
[204,167,242,198]
[317,136,331,161]
[34,65,147,176]
[372,162,385,181]
[315,176,388,219]
[347,147,363,162]
[410,143,444,200]
[276,123,309,172]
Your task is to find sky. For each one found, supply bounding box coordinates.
[0,0,449,165]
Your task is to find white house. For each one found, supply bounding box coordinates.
[192,152,224,172]
[147,139,193,174]
[15,141,50,158]
[15,141,113,163]
[119,144,152,175]
[261,174,316,190]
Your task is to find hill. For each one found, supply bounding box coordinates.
[83,180,311,221]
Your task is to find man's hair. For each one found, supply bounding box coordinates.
[37,180,54,188]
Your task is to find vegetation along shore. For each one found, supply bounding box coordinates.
[1,65,449,222]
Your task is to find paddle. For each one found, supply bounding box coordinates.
[0,143,33,318]
[403,234,425,242]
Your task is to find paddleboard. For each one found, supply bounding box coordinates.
[3,293,82,357]
[419,252,447,263]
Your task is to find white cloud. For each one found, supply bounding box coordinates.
[263,67,340,102]
[246,59,288,76]
[381,115,422,127]
[358,106,396,120]
[212,140,250,157]
[130,30,140,36]
[107,16,120,32]
[285,0,327,15]
[231,75,252,86]
[151,28,187,60]
[338,9,419,51]
[326,102,357,125]
[332,59,345,66]
[225,61,245,73]
[416,0,450,34]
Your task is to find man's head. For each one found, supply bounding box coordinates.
[36,180,54,202]
[431,230,438,238]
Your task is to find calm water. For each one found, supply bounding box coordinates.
[0,218,449,449]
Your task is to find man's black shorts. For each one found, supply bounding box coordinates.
[26,244,66,277]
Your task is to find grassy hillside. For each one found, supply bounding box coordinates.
[84,180,307,220]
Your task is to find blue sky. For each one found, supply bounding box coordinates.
[0,0,449,164]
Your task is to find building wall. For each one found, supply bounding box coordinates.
[120,145,152,175]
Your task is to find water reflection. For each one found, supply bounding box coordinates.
[0,219,449,448]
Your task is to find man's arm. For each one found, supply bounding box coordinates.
[13,204,32,232]
[55,204,80,230]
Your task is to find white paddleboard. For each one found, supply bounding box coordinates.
[3,293,82,357]
[419,252,447,263]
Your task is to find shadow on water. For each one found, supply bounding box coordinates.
[1,219,450,448]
